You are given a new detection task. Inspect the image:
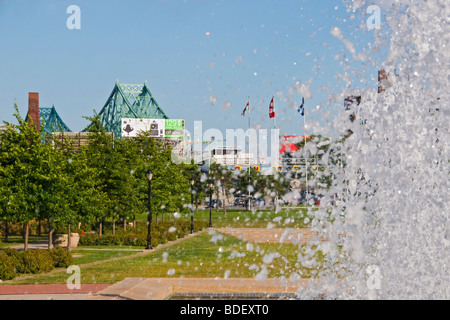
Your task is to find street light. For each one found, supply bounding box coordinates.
[190,177,195,234]
[146,169,153,250]
[200,165,213,228]
[208,180,214,228]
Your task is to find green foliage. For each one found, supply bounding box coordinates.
[0,106,219,251]
[0,248,74,280]
[0,105,50,225]
[0,251,17,280]
[49,247,73,268]
[2,248,25,273]
[20,249,54,274]
[79,220,208,247]
[234,165,290,202]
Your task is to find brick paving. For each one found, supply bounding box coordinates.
[0,284,111,295]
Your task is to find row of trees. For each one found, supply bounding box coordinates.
[203,162,291,214]
[0,105,294,250]
[0,106,196,250]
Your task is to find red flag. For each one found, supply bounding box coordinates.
[269,97,275,118]
[241,101,249,117]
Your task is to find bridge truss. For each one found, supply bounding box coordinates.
[97,81,169,138]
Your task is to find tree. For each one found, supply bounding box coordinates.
[0,105,59,250]
[235,167,265,211]
[81,114,116,236]
[133,131,191,224]
[207,163,234,215]
[103,137,143,233]
[52,132,109,249]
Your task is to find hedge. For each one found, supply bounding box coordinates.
[0,251,15,280]
[0,247,73,281]
[79,220,209,248]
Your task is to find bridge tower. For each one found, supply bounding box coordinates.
[96,81,169,138]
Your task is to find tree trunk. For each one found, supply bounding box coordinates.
[48,219,54,250]
[222,187,227,216]
[24,221,30,251]
[113,217,116,235]
[4,221,8,242]
[123,218,127,231]
[67,223,72,252]
[215,189,219,213]
[275,191,279,211]
[99,219,103,237]
[162,213,164,223]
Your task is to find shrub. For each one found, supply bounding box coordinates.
[2,248,25,274]
[78,233,98,246]
[21,249,54,274]
[166,230,177,242]
[3,220,48,236]
[78,220,209,247]
[0,251,17,280]
[49,247,73,268]
[0,248,74,280]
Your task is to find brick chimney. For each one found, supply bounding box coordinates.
[28,92,40,132]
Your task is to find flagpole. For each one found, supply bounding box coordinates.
[248,97,251,211]
[304,104,308,204]
[273,102,278,211]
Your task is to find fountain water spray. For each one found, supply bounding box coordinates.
[302,0,449,299]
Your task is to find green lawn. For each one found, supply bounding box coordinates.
[5,231,326,285]
[176,207,315,229]
[1,207,327,285]
[71,249,142,265]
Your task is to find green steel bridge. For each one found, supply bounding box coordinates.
[25,105,72,135]
[96,81,169,138]
[26,81,169,139]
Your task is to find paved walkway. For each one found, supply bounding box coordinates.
[8,240,50,251]
[89,277,311,300]
[215,228,327,244]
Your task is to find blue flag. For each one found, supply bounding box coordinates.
[297,97,305,116]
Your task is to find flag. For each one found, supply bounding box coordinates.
[269,97,275,118]
[297,97,305,116]
[241,101,249,117]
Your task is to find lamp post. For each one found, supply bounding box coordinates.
[190,177,195,234]
[200,165,213,228]
[208,180,213,228]
[146,169,153,250]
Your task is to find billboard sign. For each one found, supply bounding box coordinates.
[164,119,184,138]
[121,119,185,139]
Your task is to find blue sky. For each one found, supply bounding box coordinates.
[0,0,389,136]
